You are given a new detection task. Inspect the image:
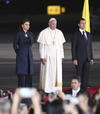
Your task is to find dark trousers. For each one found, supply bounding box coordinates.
[75,59,90,90]
[18,74,32,87]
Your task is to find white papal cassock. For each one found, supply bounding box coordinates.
[37,27,66,93]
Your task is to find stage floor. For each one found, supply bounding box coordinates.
[0,42,100,89]
[0,59,100,89]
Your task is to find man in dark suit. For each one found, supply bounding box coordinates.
[64,76,92,107]
[71,18,94,90]
[64,76,82,97]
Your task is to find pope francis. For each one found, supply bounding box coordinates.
[37,18,66,93]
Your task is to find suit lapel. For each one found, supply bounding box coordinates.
[78,30,86,41]
[78,30,89,48]
[86,32,90,40]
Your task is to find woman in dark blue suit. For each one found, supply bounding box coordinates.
[13,18,34,87]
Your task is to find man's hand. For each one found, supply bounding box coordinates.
[73,60,78,66]
[41,59,46,65]
[57,90,65,100]
[90,59,94,65]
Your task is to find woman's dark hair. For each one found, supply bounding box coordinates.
[19,18,30,30]
[21,18,30,25]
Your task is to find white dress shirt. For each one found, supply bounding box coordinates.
[79,28,87,39]
[72,87,80,97]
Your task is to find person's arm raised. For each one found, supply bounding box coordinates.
[11,89,21,114]
[31,90,42,114]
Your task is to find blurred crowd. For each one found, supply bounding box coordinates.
[0,86,100,114]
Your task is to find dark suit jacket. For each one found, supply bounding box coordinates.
[71,30,93,62]
[64,89,82,96]
[64,88,92,106]
[13,30,34,75]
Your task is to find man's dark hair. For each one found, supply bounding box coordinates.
[78,18,86,24]
[71,76,81,82]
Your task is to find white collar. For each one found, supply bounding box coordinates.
[79,28,85,34]
[48,27,56,32]
[72,87,80,94]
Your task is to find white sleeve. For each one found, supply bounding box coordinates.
[39,43,46,59]
[60,31,65,58]
[60,44,64,58]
